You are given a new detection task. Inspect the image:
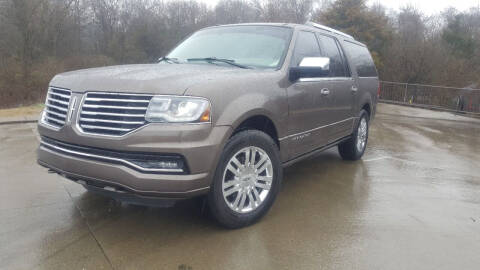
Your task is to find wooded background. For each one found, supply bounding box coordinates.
[0,0,479,108]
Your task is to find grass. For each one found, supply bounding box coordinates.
[0,104,44,118]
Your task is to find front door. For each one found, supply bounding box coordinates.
[286,31,336,159]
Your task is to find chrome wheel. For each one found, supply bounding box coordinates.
[222,146,273,214]
[356,117,368,152]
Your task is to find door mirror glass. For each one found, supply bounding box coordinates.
[289,57,330,81]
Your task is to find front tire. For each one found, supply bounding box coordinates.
[208,130,283,229]
[338,110,369,160]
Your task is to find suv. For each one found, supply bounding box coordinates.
[37,22,378,228]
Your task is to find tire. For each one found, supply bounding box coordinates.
[208,130,283,229]
[338,109,369,161]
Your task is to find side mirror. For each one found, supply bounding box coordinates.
[289,57,330,82]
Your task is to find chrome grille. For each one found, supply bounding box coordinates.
[78,92,153,136]
[43,87,72,128]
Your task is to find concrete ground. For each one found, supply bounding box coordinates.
[0,104,42,124]
[1,103,479,270]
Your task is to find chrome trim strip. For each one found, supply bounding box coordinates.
[84,92,154,97]
[80,124,131,132]
[43,115,65,125]
[46,103,68,112]
[45,108,67,119]
[79,118,145,125]
[49,92,71,99]
[40,119,63,130]
[83,104,148,110]
[47,97,69,105]
[85,97,150,103]
[50,87,72,94]
[80,111,145,117]
[298,77,353,82]
[67,97,77,123]
[40,140,184,173]
[279,117,354,141]
[282,136,352,168]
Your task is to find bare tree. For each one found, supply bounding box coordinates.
[252,0,314,23]
[0,0,479,108]
[215,0,259,24]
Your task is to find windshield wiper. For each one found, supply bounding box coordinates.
[158,57,179,64]
[187,57,251,69]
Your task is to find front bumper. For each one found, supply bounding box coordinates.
[37,122,232,199]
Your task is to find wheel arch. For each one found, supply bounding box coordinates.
[231,113,280,148]
[356,90,374,119]
[361,102,371,117]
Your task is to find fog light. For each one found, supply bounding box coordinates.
[130,158,186,172]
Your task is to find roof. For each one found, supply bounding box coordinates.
[208,22,356,41]
[304,22,355,40]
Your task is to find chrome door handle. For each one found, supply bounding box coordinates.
[320,88,330,95]
[351,86,358,92]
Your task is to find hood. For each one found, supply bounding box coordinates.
[50,63,254,95]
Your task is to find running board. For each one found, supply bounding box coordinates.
[282,136,351,168]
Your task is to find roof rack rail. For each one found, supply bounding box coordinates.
[305,22,354,40]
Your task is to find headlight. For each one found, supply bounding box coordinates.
[145,96,211,123]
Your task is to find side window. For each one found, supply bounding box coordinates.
[343,41,378,77]
[292,31,321,66]
[317,34,347,77]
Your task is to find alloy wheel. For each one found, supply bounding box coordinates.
[356,117,368,152]
[222,146,273,213]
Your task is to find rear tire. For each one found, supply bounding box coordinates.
[338,110,369,161]
[208,130,282,229]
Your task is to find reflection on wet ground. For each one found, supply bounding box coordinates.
[1,104,479,269]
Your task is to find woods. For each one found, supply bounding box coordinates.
[0,0,479,108]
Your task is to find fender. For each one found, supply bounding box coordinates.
[213,91,288,138]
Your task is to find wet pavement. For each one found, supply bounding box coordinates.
[1,104,479,270]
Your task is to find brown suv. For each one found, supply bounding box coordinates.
[37,22,378,228]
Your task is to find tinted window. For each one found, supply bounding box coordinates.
[343,41,377,77]
[317,34,347,77]
[292,31,321,66]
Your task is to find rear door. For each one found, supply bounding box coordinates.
[316,34,356,142]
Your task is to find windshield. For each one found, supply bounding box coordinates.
[166,26,293,69]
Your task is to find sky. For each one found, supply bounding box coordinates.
[369,0,478,15]
[192,0,479,15]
